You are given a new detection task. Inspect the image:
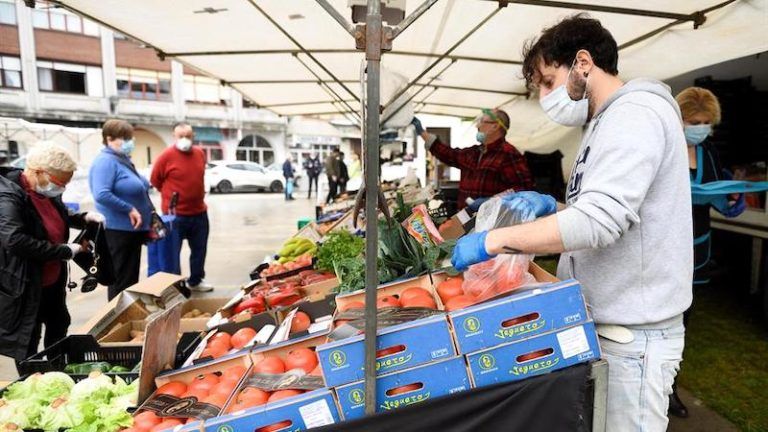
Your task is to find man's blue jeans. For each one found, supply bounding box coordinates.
[173,212,209,286]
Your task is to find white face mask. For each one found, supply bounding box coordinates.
[540,64,590,127]
[176,137,193,152]
[35,173,65,198]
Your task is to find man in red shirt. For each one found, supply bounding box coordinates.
[412,110,534,209]
[150,122,213,292]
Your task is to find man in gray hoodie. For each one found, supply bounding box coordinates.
[452,15,692,431]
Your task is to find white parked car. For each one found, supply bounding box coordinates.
[206,160,286,193]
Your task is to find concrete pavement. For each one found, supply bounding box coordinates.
[0,193,740,431]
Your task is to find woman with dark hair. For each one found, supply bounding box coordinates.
[0,142,102,368]
[89,119,153,300]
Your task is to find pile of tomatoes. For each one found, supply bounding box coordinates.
[199,328,259,360]
[127,365,247,431]
[226,349,319,413]
[436,276,478,312]
[230,271,335,319]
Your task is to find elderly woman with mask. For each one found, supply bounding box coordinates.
[0,143,103,368]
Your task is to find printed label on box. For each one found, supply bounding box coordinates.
[299,399,335,428]
[556,326,590,359]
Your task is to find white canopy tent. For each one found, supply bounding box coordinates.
[51,0,768,154]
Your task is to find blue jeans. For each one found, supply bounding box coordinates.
[601,317,685,432]
[172,212,209,286]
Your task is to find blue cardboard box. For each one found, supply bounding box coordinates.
[317,314,456,388]
[449,280,589,354]
[205,389,341,432]
[466,322,601,388]
[335,356,471,421]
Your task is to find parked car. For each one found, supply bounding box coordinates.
[206,160,286,193]
[266,162,302,191]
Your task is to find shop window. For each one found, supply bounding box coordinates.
[38,61,88,94]
[32,5,99,36]
[116,67,171,101]
[183,74,230,105]
[196,142,224,161]
[237,135,274,166]
[0,1,16,25]
[0,56,22,89]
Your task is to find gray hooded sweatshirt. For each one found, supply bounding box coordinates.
[556,78,693,326]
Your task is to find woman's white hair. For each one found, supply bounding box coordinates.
[25,141,77,173]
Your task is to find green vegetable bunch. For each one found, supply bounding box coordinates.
[316,230,365,273]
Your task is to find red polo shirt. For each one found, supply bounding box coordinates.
[150,146,207,215]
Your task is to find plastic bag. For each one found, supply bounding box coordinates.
[462,196,536,301]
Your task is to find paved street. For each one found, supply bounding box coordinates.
[0,192,739,431]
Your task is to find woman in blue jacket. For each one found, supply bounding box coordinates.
[89,119,153,300]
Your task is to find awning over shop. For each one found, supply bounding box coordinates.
[53,0,768,151]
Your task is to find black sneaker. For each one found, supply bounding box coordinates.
[669,386,689,418]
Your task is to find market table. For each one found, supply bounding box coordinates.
[315,360,608,432]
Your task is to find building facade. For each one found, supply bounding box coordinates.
[0,0,289,168]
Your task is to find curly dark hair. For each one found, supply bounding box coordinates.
[522,14,619,90]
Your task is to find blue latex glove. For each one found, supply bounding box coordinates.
[721,193,746,218]
[411,117,425,135]
[501,191,557,220]
[466,196,489,212]
[451,231,495,272]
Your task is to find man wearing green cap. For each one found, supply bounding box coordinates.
[411,109,534,209]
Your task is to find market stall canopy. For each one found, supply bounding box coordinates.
[53,0,768,150]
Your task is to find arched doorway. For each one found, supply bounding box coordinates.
[237,135,275,166]
[133,128,166,169]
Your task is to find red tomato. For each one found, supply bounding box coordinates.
[120,428,143,432]
[231,327,258,349]
[401,294,437,309]
[341,301,365,311]
[133,410,162,430]
[150,419,183,432]
[210,380,238,399]
[376,295,401,309]
[268,389,303,403]
[188,373,220,393]
[202,393,228,408]
[208,332,232,349]
[206,338,231,355]
[256,421,293,432]
[155,381,187,398]
[398,287,432,303]
[437,277,464,303]
[180,388,209,401]
[386,383,422,396]
[290,312,312,333]
[444,295,477,312]
[253,356,286,374]
[221,365,247,383]
[285,348,318,373]
[237,387,270,405]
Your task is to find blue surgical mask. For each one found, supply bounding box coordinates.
[476,132,487,143]
[684,124,711,146]
[121,138,135,156]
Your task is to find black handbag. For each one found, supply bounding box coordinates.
[72,223,115,289]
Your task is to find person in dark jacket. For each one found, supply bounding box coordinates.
[324,149,341,204]
[337,152,349,195]
[0,143,103,368]
[282,155,295,201]
[303,152,322,199]
[667,86,745,418]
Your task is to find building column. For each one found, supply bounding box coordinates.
[15,0,38,112]
[100,28,117,114]
[171,60,185,121]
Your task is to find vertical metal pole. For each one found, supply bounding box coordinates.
[363,0,381,417]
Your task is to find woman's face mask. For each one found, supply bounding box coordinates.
[36,171,67,198]
[539,60,590,127]
[121,138,135,156]
[684,124,712,146]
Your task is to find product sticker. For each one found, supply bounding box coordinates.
[556,325,590,359]
[299,399,336,428]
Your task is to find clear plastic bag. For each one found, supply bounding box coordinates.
[462,196,536,301]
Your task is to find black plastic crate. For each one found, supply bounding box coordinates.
[17,335,142,376]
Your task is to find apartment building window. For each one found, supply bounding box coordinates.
[0,1,16,25]
[37,60,87,94]
[184,75,230,105]
[32,6,99,36]
[0,56,22,89]
[116,67,171,101]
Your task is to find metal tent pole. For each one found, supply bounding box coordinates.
[363,0,382,416]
